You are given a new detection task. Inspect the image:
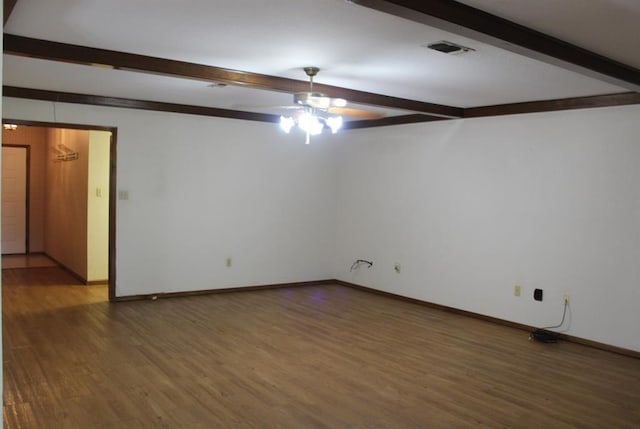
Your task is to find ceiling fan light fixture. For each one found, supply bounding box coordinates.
[298,112,324,136]
[279,116,295,133]
[326,116,343,134]
[279,112,343,139]
[277,68,354,142]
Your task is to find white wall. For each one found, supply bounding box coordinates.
[87,130,111,281]
[4,96,639,352]
[333,105,640,352]
[3,98,338,297]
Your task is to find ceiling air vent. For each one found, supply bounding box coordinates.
[424,41,475,55]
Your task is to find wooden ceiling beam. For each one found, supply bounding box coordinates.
[350,0,640,92]
[2,86,282,123]
[5,86,638,129]
[3,33,463,118]
[464,92,640,118]
[345,114,448,129]
[3,85,449,129]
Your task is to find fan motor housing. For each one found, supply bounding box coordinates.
[294,92,331,109]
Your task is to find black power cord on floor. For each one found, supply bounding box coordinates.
[530,300,568,343]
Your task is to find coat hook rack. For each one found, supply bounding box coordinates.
[56,152,79,161]
[54,144,79,162]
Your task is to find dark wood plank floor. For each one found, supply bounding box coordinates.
[3,267,640,428]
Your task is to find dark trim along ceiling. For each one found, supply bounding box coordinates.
[464,92,640,118]
[2,86,282,123]
[5,86,638,128]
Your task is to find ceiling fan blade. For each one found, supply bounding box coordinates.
[240,69,384,121]
[233,104,304,111]
[328,107,385,119]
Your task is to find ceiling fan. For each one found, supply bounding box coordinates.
[239,67,384,143]
[282,67,385,143]
[288,66,383,120]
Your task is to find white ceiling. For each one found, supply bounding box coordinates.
[456,0,640,70]
[3,0,638,118]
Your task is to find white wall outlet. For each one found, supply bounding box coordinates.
[394,262,401,273]
[118,190,129,200]
[563,294,570,304]
[96,187,102,197]
[514,285,521,297]
[225,257,232,267]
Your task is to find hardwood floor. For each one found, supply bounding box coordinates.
[3,267,640,428]
[1,254,58,270]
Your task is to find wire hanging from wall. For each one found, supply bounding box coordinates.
[350,259,373,271]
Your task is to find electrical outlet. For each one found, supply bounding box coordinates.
[225,257,232,267]
[563,294,570,304]
[514,285,521,297]
[394,263,401,273]
[534,289,543,301]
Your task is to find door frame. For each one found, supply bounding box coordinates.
[2,119,118,301]
[1,144,30,254]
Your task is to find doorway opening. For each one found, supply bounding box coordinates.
[1,145,29,255]
[1,120,117,300]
